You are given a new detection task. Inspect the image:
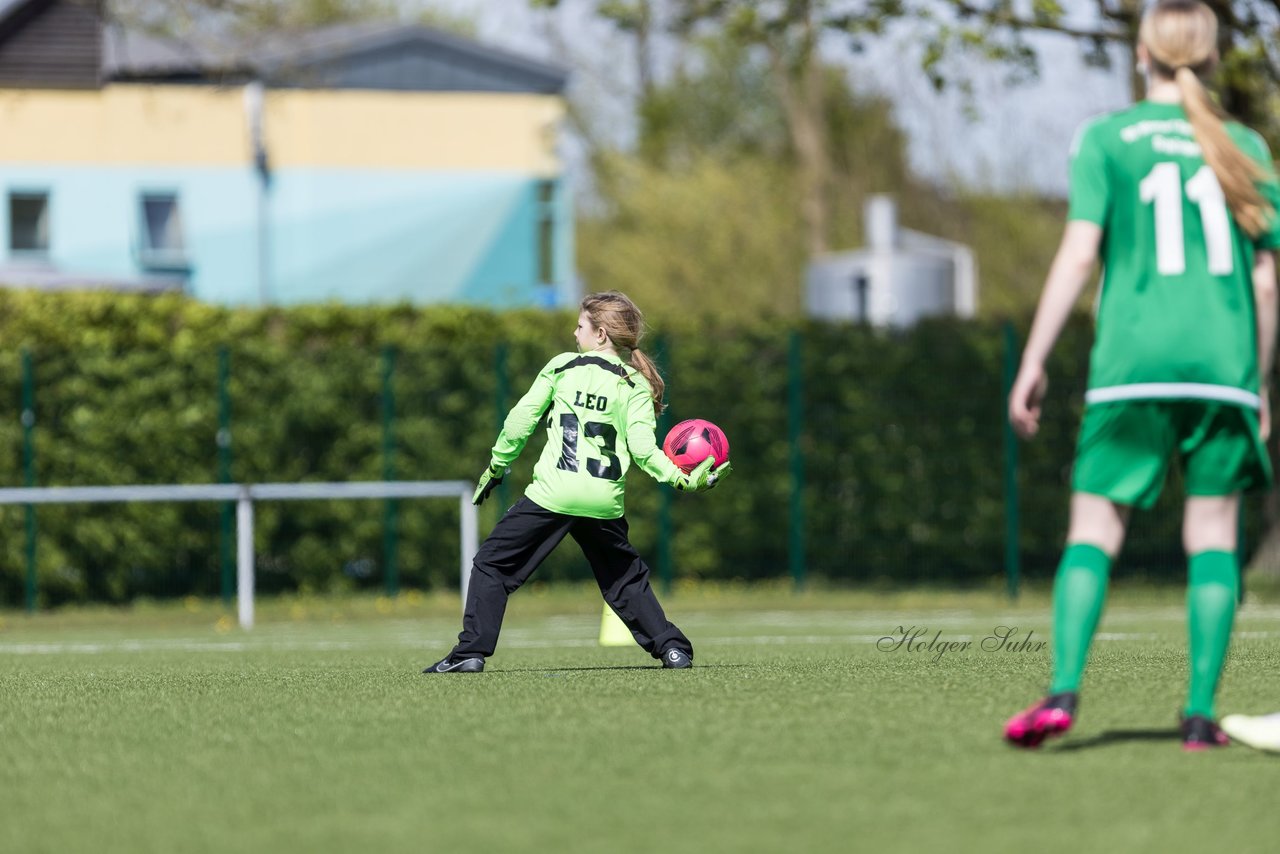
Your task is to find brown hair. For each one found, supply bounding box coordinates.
[1141,0,1273,237]
[580,291,666,416]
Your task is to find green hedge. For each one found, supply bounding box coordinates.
[0,291,1212,606]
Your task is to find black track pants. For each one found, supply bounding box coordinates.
[450,498,692,661]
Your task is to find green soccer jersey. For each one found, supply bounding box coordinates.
[489,351,687,519]
[1068,101,1280,409]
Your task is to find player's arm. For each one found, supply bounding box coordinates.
[624,387,729,491]
[490,357,559,468]
[474,357,561,506]
[624,386,686,486]
[1009,220,1103,439]
[1012,118,1108,439]
[1253,249,1277,439]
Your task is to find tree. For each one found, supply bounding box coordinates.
[578,153,809,318]
[919,0,1280,149]
[667,0,900,257]
[536,0,908,257]
[577,28,927,319]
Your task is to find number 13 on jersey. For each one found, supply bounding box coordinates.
[1140,162,1234,276]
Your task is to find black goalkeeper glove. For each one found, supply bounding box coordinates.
[473,463,507,506]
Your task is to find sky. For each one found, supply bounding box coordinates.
[3,0,1130,198]
[427,0,1134,198]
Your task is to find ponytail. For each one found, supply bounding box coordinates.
[580,290,667,417]
[1175,66,1273,238]
[1141,1,1273,238]
[629,348,667,417]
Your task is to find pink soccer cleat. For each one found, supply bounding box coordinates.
[1180,714,1229,752]
[1004,692,1078,748]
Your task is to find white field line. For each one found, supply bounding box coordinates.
[0,640,362,655]
[672,606,1280,627]
[4,630,1280,655]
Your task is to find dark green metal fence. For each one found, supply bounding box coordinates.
[2,316,1253,610]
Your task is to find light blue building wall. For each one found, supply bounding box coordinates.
[0,5,577,306]
[0,164,575,307]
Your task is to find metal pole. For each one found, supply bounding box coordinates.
[1003,322,1022,600]
[381,346,399,597]
[657,486,673,594]
[655,334,673,594]
[788,331,806,591]
[245,80,271,306]
[236,486,255,629]
[258,179,268,303]
[218,347,234,604]
[21,349,36,613]
[494,342,511,511]
[1237,503,1247,603]
[459,493,478,611]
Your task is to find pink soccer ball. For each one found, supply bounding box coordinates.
[662,419,730,474]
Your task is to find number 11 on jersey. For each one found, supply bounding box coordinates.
[1140,162,1234,277]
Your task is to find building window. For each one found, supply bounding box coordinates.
[9,192,50,255]
[139,193,188,270]
[536,180,556,286]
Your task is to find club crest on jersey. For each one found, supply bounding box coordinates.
[573,390,608,412]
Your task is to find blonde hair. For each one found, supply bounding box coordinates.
[1141,0,1272,237]
[580,291,666,416]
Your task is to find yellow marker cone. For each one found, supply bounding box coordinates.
[598,602,633,646]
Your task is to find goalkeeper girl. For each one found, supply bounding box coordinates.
[1004,0,1280,750]
[424,291,731,673]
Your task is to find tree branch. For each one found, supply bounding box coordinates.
[949,1,1130,42]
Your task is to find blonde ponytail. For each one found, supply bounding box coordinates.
[580,290,667,417]
[1142,0,1274,238]
[629,348,667,417]
[1175,66,1272,238]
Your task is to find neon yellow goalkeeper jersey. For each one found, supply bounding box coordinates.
[489,351,687,519]
[1068,101,1280,409]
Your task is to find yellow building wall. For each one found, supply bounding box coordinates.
[0,85,564,173]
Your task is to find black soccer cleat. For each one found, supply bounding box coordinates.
[1180,713,1229,751]
[661,647,692,669]
[423,655,484,674]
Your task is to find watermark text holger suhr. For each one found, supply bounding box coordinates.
[877,626,1047,664]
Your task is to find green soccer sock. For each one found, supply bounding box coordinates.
[1048,543,1112,695]
[1185,550,1239,719]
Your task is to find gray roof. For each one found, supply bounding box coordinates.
[0,0,568,93]
[103,20,569,93]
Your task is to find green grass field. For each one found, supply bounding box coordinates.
[3,583,1279,854]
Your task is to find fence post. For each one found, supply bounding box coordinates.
[1002,323,1021,600]
[459,493,478,612]
[21,349,36,613]
[788,331,806,591]
[494,342,511,511]
[236,486,255,629]
[655,334,673,594]
[1237,504,1247,603]
[382,345,399,597]
[217,347,234,604]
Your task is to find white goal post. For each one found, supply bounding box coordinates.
[0,481,479,629]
